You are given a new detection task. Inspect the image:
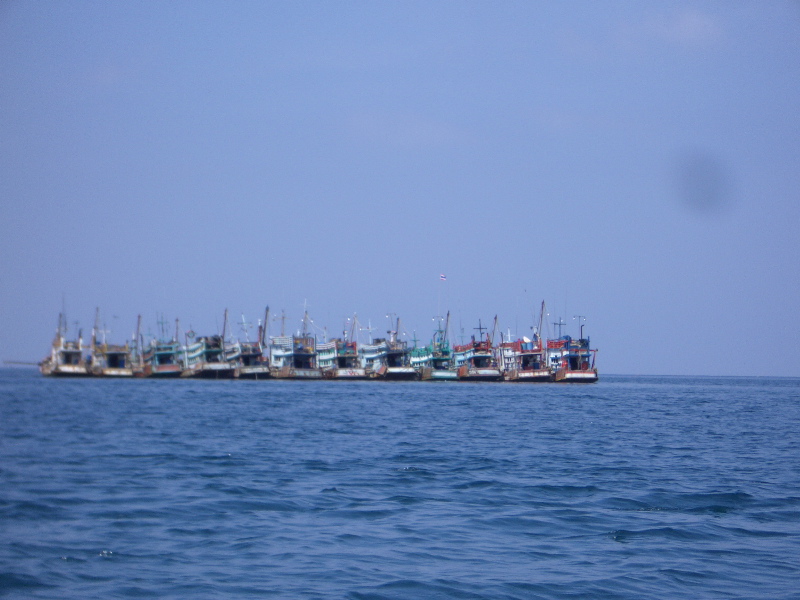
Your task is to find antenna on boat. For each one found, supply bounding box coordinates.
[490,315,498,346]
[302,299,311,335]
[573,315,586,339]
[92,307,100,351]
[273,309,286,336]
[221,309,230,342]
[240,313,252,342]
[474,319,487,342]
[552,317,565,338]
[360,318,375,344]
[157,313,169,340]
[386,313,398,343]
[348,314,357,342]
[136,315,143,367]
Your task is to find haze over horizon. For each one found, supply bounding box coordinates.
[2,2,799,376]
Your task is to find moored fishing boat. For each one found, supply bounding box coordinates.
[87,309,135,377]
[141,339,182,377]
[89,343,135,377]
[181,334,235,378]
[498,303,551,382]
[361,316,417,380]
[318,339,367,379]
[412,312,458,381]
[270,335,321,378]
[181,310,236,379]
[231,308,271,379]
[269,311,322,379]
[551,336,598,383]
[453,318,503,381]
[141,340,181,376]
[40,313,89,376]
[317,315,366,379]
[499,337,551,382]
[231,339,271,379]
[140,316,182,377]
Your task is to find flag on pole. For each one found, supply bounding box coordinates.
[440,274,447,281]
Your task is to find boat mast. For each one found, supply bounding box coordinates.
[92,307,100,352]
[474,319,486,344]
[240,313,251,342]
[552,317,565,339]
[260,306,270,348]
[573,314,586,340]
[537,301,546,345]
[136,315,143,367]
[360,318,375,344]
[348,313,357,342]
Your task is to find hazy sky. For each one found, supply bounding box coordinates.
[2,1,799,376]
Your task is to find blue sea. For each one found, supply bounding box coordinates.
[1,369,799,599]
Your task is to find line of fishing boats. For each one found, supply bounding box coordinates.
[39,304,598,383]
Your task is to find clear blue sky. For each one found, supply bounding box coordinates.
[1,1,798,376]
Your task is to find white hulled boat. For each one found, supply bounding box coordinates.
[40,313,88,377]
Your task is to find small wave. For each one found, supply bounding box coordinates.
[530,484,602,497]
[0,572,54,591]
[609,527,709,543]
[330,508,400,520]
[395,466,436,479]
[213,499,303,513]
[721,526,793,538]
[452,479,499,490]
[351,578,485,600]
[384,494,426,505]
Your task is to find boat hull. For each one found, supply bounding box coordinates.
[458,366,503,382]
[235,365,272,380]
[420,367,458,381]
[40,363,89,377]
[373,365,419,380]
[504,369,552,382]
[324,368,368,380]
[554,369,598,383]
[271,366,323,379]
[180,363,236,379]
[140,364,183,378]
[93,367,134,377]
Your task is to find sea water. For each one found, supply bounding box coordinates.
[1,369,799,599]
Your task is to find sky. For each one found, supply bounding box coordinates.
[1,1,799,376]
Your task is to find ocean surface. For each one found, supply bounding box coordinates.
[1,369,799,599]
